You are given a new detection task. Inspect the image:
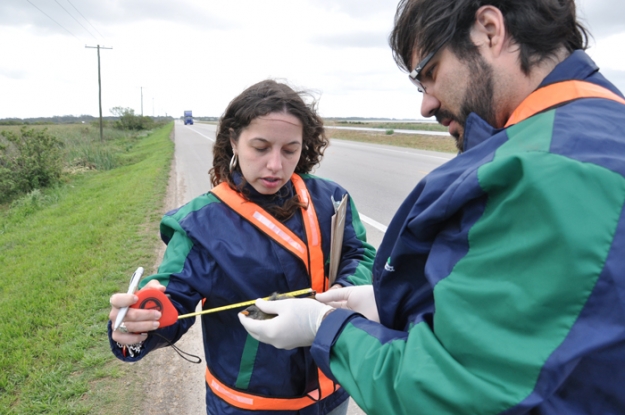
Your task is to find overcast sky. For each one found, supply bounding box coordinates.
[1,0,624,120]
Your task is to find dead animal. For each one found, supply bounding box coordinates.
[241,292,301,320]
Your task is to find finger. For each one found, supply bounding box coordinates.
[123,307,162,323]
[112,331,149,344]
[254,298,296,314]
[109,293,139,309]
[110,306,160,325]
[116,320,160,334]
[238,312,264,341]
[142,279,166,291]
[315,289,348,303]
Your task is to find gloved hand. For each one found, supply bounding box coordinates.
[238,298,333,350]
[315,285,379,322]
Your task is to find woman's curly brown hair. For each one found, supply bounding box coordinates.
[209,79,329,220]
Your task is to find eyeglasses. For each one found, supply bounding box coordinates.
[408,37,450,94]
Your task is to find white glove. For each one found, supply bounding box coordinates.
[238,298,334,350]
[315,285,379,323]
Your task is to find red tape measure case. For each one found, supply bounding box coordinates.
[130,288,179,327]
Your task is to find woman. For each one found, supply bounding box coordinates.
[108,79,375,415]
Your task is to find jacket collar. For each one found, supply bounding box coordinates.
[539,50,599,87]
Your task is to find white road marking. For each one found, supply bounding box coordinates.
[359,214,388,233]
[187,126,215,142]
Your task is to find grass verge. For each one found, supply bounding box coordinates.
[0,123,174,414]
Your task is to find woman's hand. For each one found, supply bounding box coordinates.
[109,279,166,344]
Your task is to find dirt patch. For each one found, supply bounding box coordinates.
[136,127,207,415]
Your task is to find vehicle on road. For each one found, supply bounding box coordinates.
[184,110,193,125]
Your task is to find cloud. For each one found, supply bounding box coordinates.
[312,31,390,49]
[0,68,29,80]
[600,68,625,93]
[312,0,399,18]
[577,0,625,39]
[0,0,232,42]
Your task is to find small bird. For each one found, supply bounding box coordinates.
[241,291,316,320]
[241,292,285,320]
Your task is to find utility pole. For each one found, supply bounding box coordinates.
[85,44,112,141]
[141,87,143,116]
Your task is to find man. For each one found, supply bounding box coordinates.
[239,1,625,413]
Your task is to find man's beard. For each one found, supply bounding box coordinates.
[436,55,496,152]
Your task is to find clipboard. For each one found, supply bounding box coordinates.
[329,194,348,285]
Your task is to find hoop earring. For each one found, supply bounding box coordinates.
[229,153,238,173]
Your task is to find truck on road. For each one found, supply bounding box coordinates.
[184,110,193,125]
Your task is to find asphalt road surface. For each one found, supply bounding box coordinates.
[139,121,454,415]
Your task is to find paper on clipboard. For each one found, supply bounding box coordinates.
[329,194,348,285]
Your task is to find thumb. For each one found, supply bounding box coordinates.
[143,279,166,292]
[315,290,344,303]
[237,312,264,340]
[253,298,287,314]
[315,287,352,307]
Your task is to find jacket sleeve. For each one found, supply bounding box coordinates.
[333,193,375,287]
[311,148,625,414]
[108,214,204,361]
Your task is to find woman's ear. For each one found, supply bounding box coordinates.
[229,128,237,154]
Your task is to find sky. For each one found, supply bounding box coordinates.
[1,0,624,120]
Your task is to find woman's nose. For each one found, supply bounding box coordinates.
[266,149,282,171]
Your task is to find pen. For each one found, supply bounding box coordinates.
[113,267,144,331]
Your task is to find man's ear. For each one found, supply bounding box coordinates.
[470,5,508,57]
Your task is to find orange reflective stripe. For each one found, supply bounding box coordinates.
[211,174,329,292]
[291,174,328,293]
[505,80,625,128]
[211,181,309,272]
[208,175,338,410]
[205,366,339,411]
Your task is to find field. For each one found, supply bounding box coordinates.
[0,123,173,414]
[0,119,453,414]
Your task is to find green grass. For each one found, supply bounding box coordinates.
[0,123,174,414]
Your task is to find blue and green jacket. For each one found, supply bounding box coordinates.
[312,50,625,414]
[109,174,375,415]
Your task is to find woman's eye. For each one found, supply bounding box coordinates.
[254,147,268,153]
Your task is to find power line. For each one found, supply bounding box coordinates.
[53,0,97,41]
[66,0,106,41]
[26,0,81,41]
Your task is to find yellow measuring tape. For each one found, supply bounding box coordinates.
[177,288,315,320]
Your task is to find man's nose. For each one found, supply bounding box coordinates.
[420,93,441,118]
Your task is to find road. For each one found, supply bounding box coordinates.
[140,121,453,414]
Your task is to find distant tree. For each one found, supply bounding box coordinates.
[109,107,154,131]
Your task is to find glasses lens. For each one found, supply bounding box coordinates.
[408,75,425,93]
